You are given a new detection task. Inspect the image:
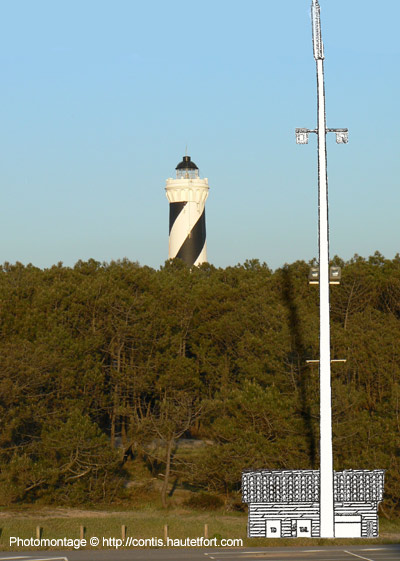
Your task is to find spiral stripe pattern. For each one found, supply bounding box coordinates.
[169,202,206,266]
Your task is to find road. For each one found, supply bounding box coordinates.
[0,545,399,561]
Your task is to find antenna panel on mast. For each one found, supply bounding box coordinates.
[312,0,324,60]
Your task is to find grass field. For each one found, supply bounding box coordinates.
[0,508,399,550]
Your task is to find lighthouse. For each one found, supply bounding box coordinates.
[165,155,209,266]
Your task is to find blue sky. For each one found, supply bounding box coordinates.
[1,0,399,270]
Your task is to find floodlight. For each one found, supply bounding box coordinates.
[329,266,341,283]
[295,128,310,144]
[309,267,319,284]
[335,130,348,144]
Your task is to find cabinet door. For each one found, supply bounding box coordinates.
[296,519,312,537]
[266,520,281,538]
[335,521,361,537]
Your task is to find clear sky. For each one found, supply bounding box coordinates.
[1,0,399,270]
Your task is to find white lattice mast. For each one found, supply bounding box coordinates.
[296,0,348,539]
[165,155,209,266]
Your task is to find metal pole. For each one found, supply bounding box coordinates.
[296,1,348,538]
[313,0,334,538]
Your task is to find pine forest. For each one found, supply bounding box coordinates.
[0,253,399,518]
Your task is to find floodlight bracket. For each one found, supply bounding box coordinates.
[295,127,348,144]
[306,359,347,364]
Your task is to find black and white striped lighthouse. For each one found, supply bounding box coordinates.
[165,155,209,266]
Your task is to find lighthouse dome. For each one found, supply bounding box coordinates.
[175,155,199,179]
[176,155,198,170]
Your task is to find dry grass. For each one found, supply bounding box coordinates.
[0,508,399,550]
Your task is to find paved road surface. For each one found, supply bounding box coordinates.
[1,546,399,561]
